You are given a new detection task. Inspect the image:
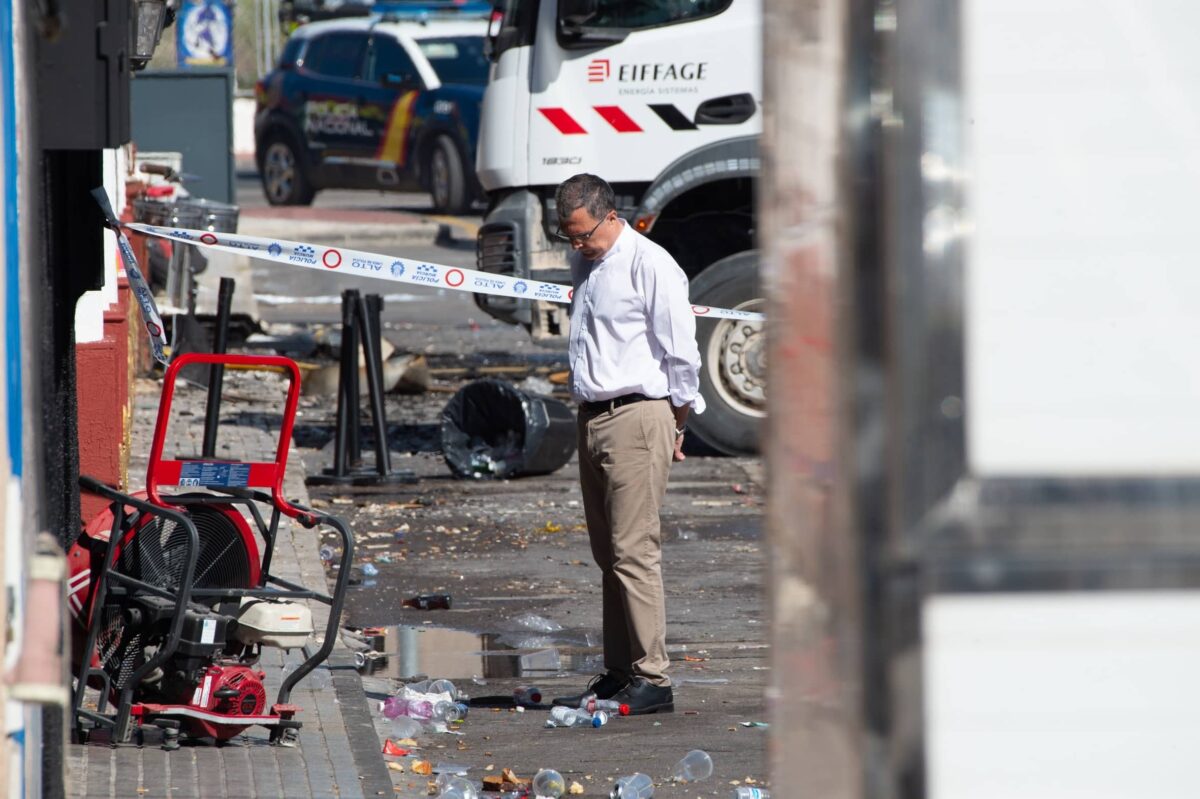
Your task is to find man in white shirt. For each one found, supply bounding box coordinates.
[548,174,705,715]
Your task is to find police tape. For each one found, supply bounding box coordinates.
[92,190,169,365]
[125,223,767,323]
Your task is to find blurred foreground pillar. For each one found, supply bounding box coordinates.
[763,0,878,796]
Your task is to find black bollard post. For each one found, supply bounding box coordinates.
[330,291,357,477]
[201,277,236,457]
[356,293,393,477]
[344,290,363,468]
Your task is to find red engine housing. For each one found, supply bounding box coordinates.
[184,664,268,740]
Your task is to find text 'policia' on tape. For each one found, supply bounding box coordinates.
[125,223,767,323]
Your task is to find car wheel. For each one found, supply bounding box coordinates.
[428,135,468,214]
[260,134,315,206]
[688,250,765,456]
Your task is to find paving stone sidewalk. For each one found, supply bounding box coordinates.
[67,369,392,799]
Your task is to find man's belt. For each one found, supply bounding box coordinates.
[579,393,666,413]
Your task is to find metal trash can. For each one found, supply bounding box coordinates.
[174,197,239,233]
[441,379,577,479]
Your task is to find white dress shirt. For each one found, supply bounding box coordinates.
[568,221,706,413]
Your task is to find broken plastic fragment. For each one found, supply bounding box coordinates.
[382,739,409,756]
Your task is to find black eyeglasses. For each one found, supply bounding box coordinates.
[553,214,608,244]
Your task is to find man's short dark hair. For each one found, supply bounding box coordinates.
[556,174,616,223]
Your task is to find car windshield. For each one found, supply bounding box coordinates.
[416,36,489,86]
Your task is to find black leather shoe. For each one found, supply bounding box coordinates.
[551,672,629,707]
[611,677,674,715]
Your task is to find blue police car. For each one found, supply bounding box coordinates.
[254,12,489,213]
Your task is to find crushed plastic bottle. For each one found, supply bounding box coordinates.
[532,768,566,798]
[513,612,563,632]
[609,773,654,799]
[513,685,543,705]
[672,750,713,782]
[361,562,379,577]
[582,697,630,716]
[319,544,336,563]
[389,716,423,739]
[548,706,607,728]
[731,789,769,799]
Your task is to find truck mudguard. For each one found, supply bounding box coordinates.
[634,135,759,230]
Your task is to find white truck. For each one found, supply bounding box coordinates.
[472,0,763,455]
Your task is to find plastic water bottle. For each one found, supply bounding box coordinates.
[531,768,566,798]
[382,696,427,720]
[582,697,630,716]
[361,562,379,577]
[384,696,458,722]
[731,789,769,799]
[672,749,713,782]
[609,773,654,799]
[513,685,543,705]
[548,706,607,728]
[433,700,464,723]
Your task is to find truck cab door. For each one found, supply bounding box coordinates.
[477,0,536,192]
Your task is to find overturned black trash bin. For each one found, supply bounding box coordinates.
[441,379,577,479]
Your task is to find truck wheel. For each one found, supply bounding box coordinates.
[689,250,765,456]
[260,133,315,206]
[428,135,469,214]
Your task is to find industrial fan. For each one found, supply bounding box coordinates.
[70,353,355,747]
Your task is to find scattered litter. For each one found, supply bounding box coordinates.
[532,768,566,798]
[412,760,433,775]
[732,483,745,494]
[483,768,532,793]
[382,739,409,756]
[692,499,734,507]
[676,529,698,541]
[674,677,730,686]
[568,782,585,795]
[512,685,542,705]
[361,562,380,577]
[610,772,654,799]
[541,521,563,533]
[682,655,707,662]
[739,721,769,728]
[386,762,405,773]
[672,750,713,783]
[402,593,453,610]
[513,612,563,632]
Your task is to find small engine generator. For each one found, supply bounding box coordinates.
[69,354,355,747]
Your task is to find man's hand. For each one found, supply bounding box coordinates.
[671,403,689,463]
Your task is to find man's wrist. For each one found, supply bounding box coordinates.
[674,424,686,438]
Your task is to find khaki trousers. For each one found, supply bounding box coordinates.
[577,398,675,687]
